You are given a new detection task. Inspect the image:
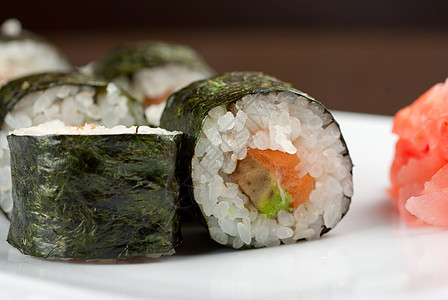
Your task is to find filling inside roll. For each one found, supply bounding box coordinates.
[229,148,315,218]
[191,92,353,248]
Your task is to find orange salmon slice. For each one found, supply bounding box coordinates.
[247,148,315,209]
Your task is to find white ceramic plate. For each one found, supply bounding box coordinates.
[1,111,447,300]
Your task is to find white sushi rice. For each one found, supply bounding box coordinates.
[112,64,211,126]
[192,92,353,248]
[0,83,142,215]
[0,19,70,86]
[11,123,180,136]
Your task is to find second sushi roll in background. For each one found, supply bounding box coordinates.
[161,72,353,249]
[0,72,147,217]
[92,41,214,126]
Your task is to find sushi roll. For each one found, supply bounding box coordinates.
[7,124,182,260]
[0,19,70,86]
[160,72,353,248]
[390,78,448,227]
[93,41,214,126]
[0,72,146,217]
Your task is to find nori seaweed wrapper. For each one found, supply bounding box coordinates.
[7,130,182,260]
[160,71,352,232]
[93,41,213,81]
[0,72,147,125]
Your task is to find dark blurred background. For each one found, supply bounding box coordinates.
[3,0,448,115]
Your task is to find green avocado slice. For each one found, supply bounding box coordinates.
[229,154,293,218]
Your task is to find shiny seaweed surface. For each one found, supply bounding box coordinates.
[93,41,213,81]
[7,132,182,259]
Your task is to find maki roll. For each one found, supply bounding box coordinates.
[0,72,146,217]
[0,19,70,86]
[7,124,182,260]
[161,72,353,248]
[93,41,214,126]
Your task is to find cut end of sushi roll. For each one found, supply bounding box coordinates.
[192,93,352,248]
[7,124,182,260]
[0,19,70,85]
[161,72,353,249]
[10,123,181,136]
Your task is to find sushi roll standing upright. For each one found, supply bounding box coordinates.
[0,72,146,217]
[0,19,70,86]
[161,72,353,248]
[7,124,182,260]
[93,41,214,126]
